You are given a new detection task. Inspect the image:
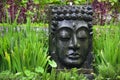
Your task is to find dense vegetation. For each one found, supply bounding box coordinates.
[0,23,120,79]
[0,0,120,24]
[0,0,120,79]
[93,24,120,79]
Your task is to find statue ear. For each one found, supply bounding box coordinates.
[51,37,56,54]
[49,24,56,55]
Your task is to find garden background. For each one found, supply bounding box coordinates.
[0,0,120,80]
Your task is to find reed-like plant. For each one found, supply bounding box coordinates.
[93,23,120,79]
[0,28,49,72]
[41,68,87,80]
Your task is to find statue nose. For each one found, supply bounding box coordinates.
[69,35,80,50]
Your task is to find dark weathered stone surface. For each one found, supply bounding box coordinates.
[48,5,93,69]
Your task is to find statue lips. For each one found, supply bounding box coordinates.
[67,52,80,60]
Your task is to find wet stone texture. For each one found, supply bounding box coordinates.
[48,5,94,79]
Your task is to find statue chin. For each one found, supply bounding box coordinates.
[59,57,84,67]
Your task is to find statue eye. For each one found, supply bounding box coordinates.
[78,37,87,41]
[58,30,71,41]
[77,30,88,41]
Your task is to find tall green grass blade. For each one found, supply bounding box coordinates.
[93,24,120,79]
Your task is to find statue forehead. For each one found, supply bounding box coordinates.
[57,20,88,30]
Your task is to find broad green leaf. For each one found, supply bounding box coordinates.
[48,60,57,68]
[35,66,44,74]
[24,70,31,77]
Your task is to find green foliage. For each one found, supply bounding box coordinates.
[93,24,120,79]
[33,0,65,5]
[41,68,87,80]
[0,68,87,80]
[98,0,117,3]
[0,19,87,79]
[98,0,118,5]
[35,0,91,5]
[97,63,116,79]
[74,0,92,5]
[0,23,48,27]
[0,26,49,72]
[48,60,57,68]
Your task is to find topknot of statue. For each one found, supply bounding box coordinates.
[49,5,93,21]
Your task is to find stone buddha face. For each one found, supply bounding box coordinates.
[55,20,89,67]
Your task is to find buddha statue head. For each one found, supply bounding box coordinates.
[48,5,93,68]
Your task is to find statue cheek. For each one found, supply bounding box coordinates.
[79,40,89,47]
[57,41,70,56]
[57,40,70,47]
